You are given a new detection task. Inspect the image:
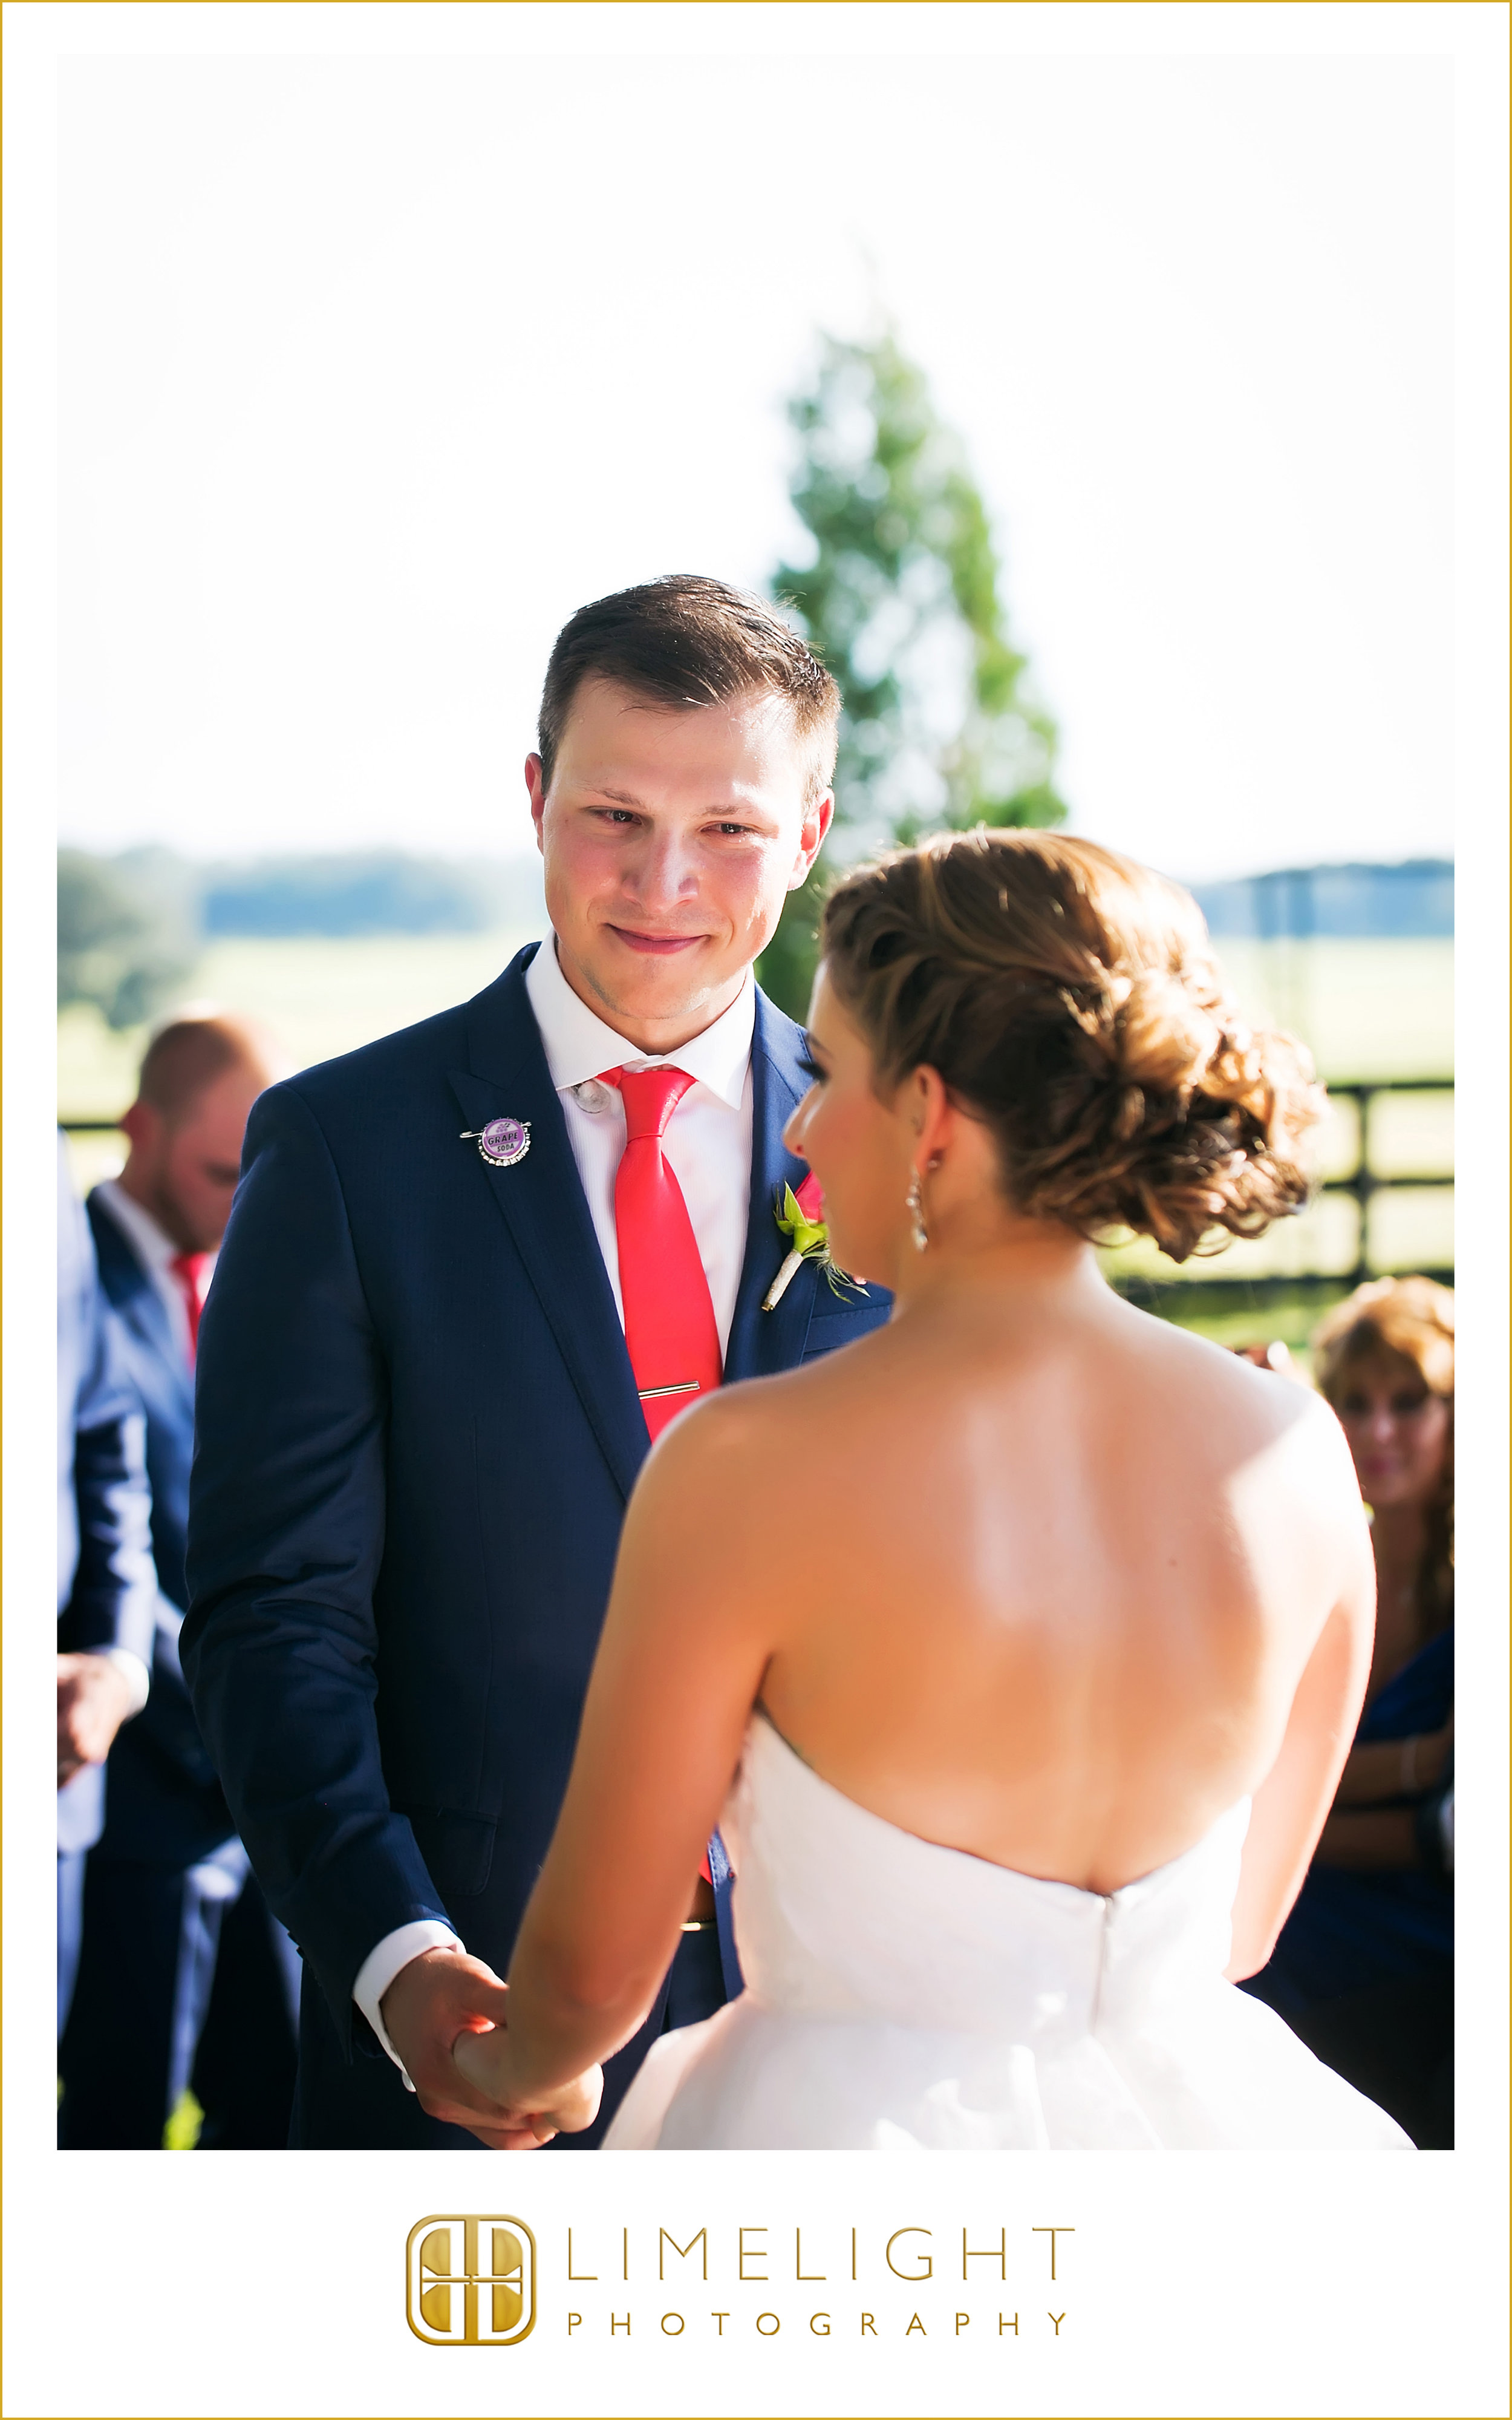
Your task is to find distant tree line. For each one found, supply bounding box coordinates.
[58,849,544,1029]
[57,850,203,1031]
[199,854,516,940]
[1193,861,1453,941]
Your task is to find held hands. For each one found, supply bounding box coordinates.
[56,1653,137,1787]
[379,1946,602,2150]
[452,2023,603,2146]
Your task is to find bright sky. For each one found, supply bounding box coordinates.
[57,28,1456,885]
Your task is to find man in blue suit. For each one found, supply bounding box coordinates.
[59,1018,301,2148]
[57,1135,157,2035]
[184,577,890,2148]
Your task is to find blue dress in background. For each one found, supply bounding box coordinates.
[1250,1627,1453,2018]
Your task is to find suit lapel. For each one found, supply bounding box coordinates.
[88,1192,195,1422]
[449,950,648,1503]
[724,990,824,1384]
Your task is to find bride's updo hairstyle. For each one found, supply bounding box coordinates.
[820,829,1325,1261]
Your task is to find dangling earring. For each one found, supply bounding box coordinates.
[906,1169,928,1252]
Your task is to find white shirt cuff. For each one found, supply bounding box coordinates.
[101,1649,151,1716]
[353,1920,464,2089]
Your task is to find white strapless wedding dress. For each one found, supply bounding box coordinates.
[604,1713,1410,2150]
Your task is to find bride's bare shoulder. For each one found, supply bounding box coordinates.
[640,1323,895,1496]
[1120,1298,1351,1468]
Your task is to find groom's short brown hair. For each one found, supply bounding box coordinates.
[538,574,841,804]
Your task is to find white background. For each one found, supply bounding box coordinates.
[1,2148,1507,2417]
[6,8,1507,2419]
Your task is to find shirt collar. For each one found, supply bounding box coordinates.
[524,934,754,1113]
[96,1177,211,1276]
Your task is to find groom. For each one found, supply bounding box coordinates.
[183,575,890,2147]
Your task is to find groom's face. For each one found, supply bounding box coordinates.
[527,676,831,1052]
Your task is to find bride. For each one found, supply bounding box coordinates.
[457,829,1410,2150]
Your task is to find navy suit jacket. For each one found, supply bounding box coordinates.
[87,1191,234,1868]
[183,950,888,2058]
[57,1137,157,1856]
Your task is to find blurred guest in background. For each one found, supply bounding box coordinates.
[1243,1276,1454,2145]
[58,1016,300,2149]
[57,1134,157,2034]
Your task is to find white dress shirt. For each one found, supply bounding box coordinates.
[353,937,758,2079]
[525,931,755,1353]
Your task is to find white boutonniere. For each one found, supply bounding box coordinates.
[761,1172,867,1312]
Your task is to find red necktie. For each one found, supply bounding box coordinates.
[169,1251,209,1361]
[602,1066,725,1894]
[600,1066,723,1444]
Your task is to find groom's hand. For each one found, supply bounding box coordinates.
[380,1947,547,2150]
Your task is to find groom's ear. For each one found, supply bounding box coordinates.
[526,753,548,851]
[788,790,833,889]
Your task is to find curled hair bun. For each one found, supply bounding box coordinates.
[821,828,1326,1263]
[1112,967,1225,1094]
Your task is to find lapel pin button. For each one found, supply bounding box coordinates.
[460,1116,532,1167]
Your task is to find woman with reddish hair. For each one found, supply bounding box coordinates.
[1243,1277,1454,2145]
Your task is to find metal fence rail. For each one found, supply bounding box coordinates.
[1115,1076,1453,1315]
[1321,1078,1452,1272]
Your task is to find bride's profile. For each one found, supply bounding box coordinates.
[457,829,1410,2150]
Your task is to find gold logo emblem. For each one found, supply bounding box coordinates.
[406,2216,536,2347]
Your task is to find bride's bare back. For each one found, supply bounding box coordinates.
[737,1274,1367,1896]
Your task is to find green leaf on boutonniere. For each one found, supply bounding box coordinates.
[763,1182,868,1312]
[775,1182,829,1260]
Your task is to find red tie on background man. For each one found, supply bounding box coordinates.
[599,1065,723,1444]
[168,1251,209,1361]
[602,1064,724,1893]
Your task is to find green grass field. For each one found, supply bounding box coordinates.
[59,928,1453,1344]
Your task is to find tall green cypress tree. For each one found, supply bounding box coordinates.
[759,328,1067,1017]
